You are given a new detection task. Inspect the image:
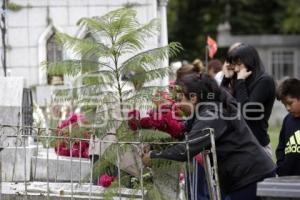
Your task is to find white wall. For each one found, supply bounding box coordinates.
[5,0,158,87]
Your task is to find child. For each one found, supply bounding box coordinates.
[143,73,275,200]
[276,78,300,176]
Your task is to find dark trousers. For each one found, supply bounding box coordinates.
[226,170,276,200]
[227,181,260,200]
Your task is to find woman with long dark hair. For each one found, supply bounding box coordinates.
[221,44,276,158]
[143,74,275,199]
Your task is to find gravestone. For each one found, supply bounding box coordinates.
[31,147,91,182]
[0,77,37,181]
[1,182,143,199]
[257,176,300,200]
[0,77,24,127]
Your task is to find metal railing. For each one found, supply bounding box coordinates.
[0,124,220,200]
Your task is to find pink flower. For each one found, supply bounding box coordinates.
[98,174,114,187]
[58,112,85,129]
[58,120,70,129]
[195,153,204,166]
[67,112,85,124]
[179,172,185,182]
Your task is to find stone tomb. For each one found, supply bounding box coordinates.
[0,77,37,181]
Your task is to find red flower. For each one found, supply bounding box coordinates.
[128,110,140,119]
[79,141,89,150]
[140,117,153,128]
[195,153,204,166]
[128,110,141,130]
[58,112,85,129]
[82,148,89,158]
[98,174,114,187]
[68,112,85,124]
[55,141,70,157]
[128,120,139,130]
[71,147,80,157]
[70,141,89,158]
[58,120,70,129]
[162,111,184,138]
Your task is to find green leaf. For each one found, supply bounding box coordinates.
[45,60,110,77]
[115,18,159,53]
[139,129,173,142]
[55,32,112,59]
[120,42,182,75]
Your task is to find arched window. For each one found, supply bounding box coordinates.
[82,33,99,73]
[80,33,100,85]
[47,33,64,85]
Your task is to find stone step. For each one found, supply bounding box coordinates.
[31,148,91,182]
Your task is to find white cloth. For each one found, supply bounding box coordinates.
[214,71,224,86]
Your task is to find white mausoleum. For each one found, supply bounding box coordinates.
[0,0,169,105]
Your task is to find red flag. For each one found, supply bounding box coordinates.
[207,36,218,59]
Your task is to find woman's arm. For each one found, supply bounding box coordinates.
[234,76,275,105]
[149,118,227,162]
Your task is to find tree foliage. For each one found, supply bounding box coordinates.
[47,8,183,199]
[168,0,300,61]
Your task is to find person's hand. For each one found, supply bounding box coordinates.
[223,62,234,78]
[142,151,152,167]
[237,68,252,79]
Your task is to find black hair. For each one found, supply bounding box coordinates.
[226,44,265,88]
[277,78,300,100]
[177,73,221,103]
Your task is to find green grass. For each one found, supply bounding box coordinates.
[268,125,282,161]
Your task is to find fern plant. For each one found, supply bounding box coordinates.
[47,7,183,200]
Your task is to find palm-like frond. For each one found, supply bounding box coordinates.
[120,42,182,75]
[115,18,159,53]
[77,17,110,37]
[77,90,119,106]
[78,8,138,41]
[46,59,110,77]
[55,32,111,59]
[103,8,139,39]
[79,70,117,86]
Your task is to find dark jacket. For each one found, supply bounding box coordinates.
[221,73,275,146]
[276,114,300,176]
[150,102,275,193]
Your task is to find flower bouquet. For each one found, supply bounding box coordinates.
[54,112,90,158]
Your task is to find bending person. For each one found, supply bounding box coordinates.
[143,74,275,199]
